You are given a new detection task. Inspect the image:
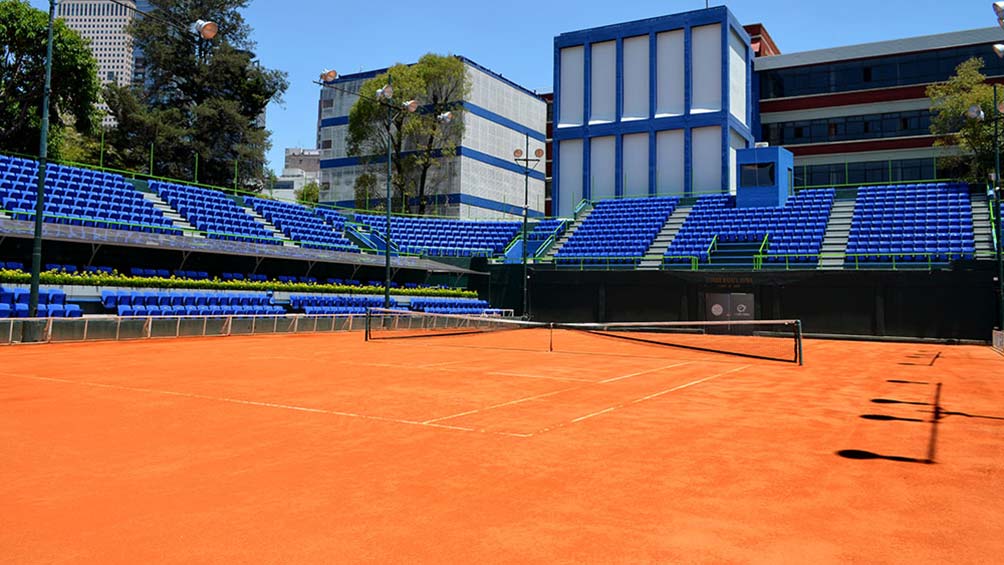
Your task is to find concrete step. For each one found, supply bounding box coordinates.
[244,207,295,247]
[141,192,201,237]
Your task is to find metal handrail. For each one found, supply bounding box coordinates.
[755,233,770,270]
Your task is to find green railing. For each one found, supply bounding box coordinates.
[0,207,430,258]
[661,235,718,271]
[753,250,989,271]
[990,199,1000,252]
[535,256,642,271]
[753,233,770,270]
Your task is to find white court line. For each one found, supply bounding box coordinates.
[599,361,693,383]
[487,371,596,383]
[418,359,474,368]
[422,384,583,424]
[0,373,532,439]
[628,365,748,404]
[538,365,750,432]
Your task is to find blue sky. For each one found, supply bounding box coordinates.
[30,0,999,172]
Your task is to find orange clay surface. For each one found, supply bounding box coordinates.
[1,330,1002,563]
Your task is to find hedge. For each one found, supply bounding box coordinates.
[0,269,477,298]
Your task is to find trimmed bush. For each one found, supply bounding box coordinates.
[0,269,476,298]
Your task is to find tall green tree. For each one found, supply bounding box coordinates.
[294,180,319,205]
[104,0,287,190]
[0,0,100,158]
[347,54,468,215]
[928,57,997,183]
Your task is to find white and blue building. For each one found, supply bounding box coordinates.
[552,6,754,216]
[316,57,546,220]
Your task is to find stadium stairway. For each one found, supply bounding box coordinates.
[345,223,396,253]
[705,241,762,270]
[970,191,995,258]
[139,190,202,237]
[541,209,590,260]
[818,198,856,270]
[244,206,296,247]
[638,204,692,270]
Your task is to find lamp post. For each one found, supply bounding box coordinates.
[318,70,420,308]
[28,1,216,319]
[513,137,544,319]
[986,0,1004,331]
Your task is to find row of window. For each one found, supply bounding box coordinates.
[762,110,932,146]
[794,158,950,188]
[760,44,1004,99]
[58,1,131,18]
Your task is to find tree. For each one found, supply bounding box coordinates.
[0,0,100,159]
[103,0,287,190]
[347,54,468,215]
[928,57,997,183]
[294,180,319,205]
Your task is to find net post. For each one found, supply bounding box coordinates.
[795,320,804,366]
[364,308,371,341]
[548,322,554,352]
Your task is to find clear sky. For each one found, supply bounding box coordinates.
[29,0,1000,172]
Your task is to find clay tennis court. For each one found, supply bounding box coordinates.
[2,329,1002,563]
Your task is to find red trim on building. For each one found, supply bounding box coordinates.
[761,86,929,113]
[762,78,1004,113]
[787,136,935,156]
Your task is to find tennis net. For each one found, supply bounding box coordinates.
[365,308,803,364]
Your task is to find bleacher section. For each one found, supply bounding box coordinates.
[557,197,679,266]
[150,181,281,245]
[289,294,392,315]
[409,297,491,315]
[0,156,179,234]
[664,189,835,268]
[1,287,82,318]
[101,290,283,317]
[355,214,520,257]
[845,183,974,265]
[245,197,359,252]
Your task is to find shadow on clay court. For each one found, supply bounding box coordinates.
[859,414,925,423]
[838,384,944,464]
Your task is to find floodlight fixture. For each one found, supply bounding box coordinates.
[320,69,338,82]
[437,111,453,123]
[376,84,393,100]
[966,104,986,120]
[403,99,419,113]
[194,19,218,40]
[995,1,1004,19]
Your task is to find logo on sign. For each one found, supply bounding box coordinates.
[711,304,724,317]
[736,304,748,314]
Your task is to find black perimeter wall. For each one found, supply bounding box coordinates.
[477,264,997,341]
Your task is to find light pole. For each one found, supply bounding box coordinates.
[28,1,216,319]
[513,137,543,319]
[985,1,1004,330]
[318,70,420,308]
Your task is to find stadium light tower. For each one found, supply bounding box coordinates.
[513,138,544,319]
[28,1,217,322]
[317,70,421,309]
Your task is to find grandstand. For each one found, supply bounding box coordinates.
[245,196,360,252]
[554,197,678,267]
[150,181,283,245]
[664,189,835,270]
[355,213,520,257]
[1,155,178,234]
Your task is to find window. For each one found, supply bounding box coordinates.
[740,163,775,187]
[761,43,1004,99]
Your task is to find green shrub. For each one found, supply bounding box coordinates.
[0,269,477,298]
